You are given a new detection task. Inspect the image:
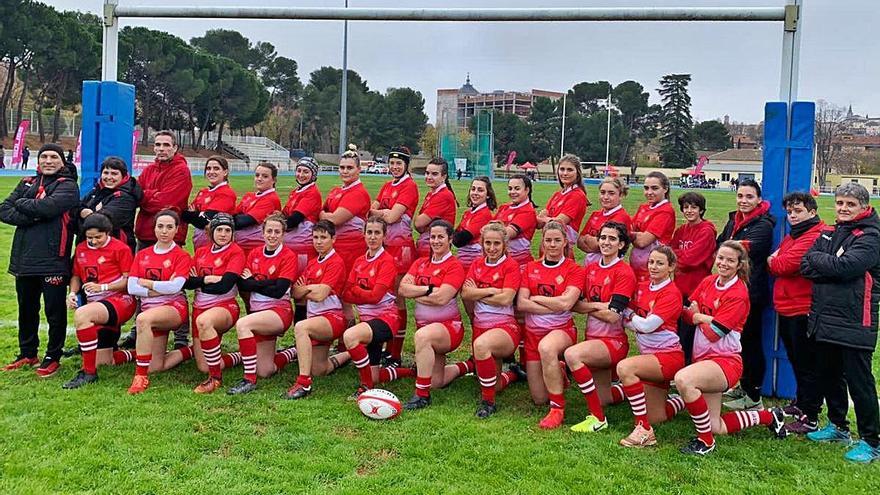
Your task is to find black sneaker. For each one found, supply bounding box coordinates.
[283,382,312,400]
[782,402,802,418]
[475,400,497,419]
[680,437,715,456]
[62,370,98,389]
[62,346,82,358]
[347,385,369,401]
[227,379,258,395]
[508,363,527,382]
[768,407,789,439]
[380,351,401,369]
[173,341,190,351]
[403,394,431,411]
[118,332,136,350]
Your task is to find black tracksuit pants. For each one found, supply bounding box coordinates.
[777,314,823,420]
[16,275,69,360]
[816,340,880,447]
[740,300,766,402]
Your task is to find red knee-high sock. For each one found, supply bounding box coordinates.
[610,383,625,404]
[665,395,686,420]
[548,392,565,410]
[201,336,223,380]
[453,358,475,378]
[113,349,135,365]
[475,357,498,403]
[222,352,242,368]
[177,345,193,362]
[76,326,100,375]
[498,370,518,391]
[623,382,649,428]
[415,375,432,398]
[571,366,605,421]
[239,337,258,384]
[721,410,773,434]
[378,366,415,383]
[273,347,298,371]
[135,353,151,376]
[387,308,407,360]
[685,395,715,446]
[348,344,374,388]
[559,361,570,388]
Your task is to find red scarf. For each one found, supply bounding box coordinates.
[732,200,770,236]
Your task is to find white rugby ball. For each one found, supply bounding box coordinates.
[357,389,402,420]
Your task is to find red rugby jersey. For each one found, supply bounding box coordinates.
[522,258,584,333]
[324,180,371,246]
[408,251,466,326]
[130,244,192,308]
[245,245,298,311]
[583,256,636,340]
[236,188,282,224]
[456,203,493,246]
[629,278,683,354]
[191,182,237,214]
[466,254,521,328]
[376,175,419,245]
[301,249,346,317]
[282,182,322,223]
[546,186,588,232]
[631,200,676,245]
[686,275,750,361]
[73,237,134,303]
[192,242,246,308]
[343,247,398,323]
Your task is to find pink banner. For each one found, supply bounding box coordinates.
[11,120,30,167]
[504,150,517,171]
[74,131,82,166]
[132,129,140,164]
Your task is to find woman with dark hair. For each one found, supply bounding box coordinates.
[185,213,246,394]
[565,222,636,432]
[182,156,237,251]
[630,171,677,283]
[398,220,467,410]
[125,210,195,394]
[282,156,323,275]
[414,157,457,259]
[370,146,420,366]
[227,214,300,395]
[675,241,786,456]
[453,176,496,272]
[462,221,525,418]
[494,174,538,266]
[283,220,352,399]
[62,213,137,389]
[321,145,371,274]
[342,217,415,398]
[0,143,80,377]
[716,178,775,411]
[234,162,282,256]
[578,176,631,266]
[537,154,589,258]
[517,221,585,429]
[671,191,717,363]
[79,156,144,252]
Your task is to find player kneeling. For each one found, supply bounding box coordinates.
[227,214,299,395]
[675,241,786,455]
[460,221,524,418]
[185,213,246,393]
[517,221,585,429]
[283,220,351,399]
[398,220,468,411]
[126,210,194,394]
[62,214,137,389]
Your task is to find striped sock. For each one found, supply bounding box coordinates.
[273,347,298,371]
[454,358,475,377]
[610,383,625,404]
[222,352,242,368]
[112,349,135,365]
[177,345,194,362]
[475,357,498,403]
[239,337,258,384]
[721,410,772,434]
[572,366,605,421]
[498,370,517,390]
[548,392,565,410]
[296,374,313,389]
[623,382,649,428]
[201,336,223,380]
[76,326,99,375]
[378,366,415,383]
[685,395,715,447]
[135,354,151,376]
[348,344,374,389]
[665,395,686,420]
[386,308,407,360]
[415,375,432,398]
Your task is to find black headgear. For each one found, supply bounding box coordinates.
[388,146,412,167]
[209,213,235,243]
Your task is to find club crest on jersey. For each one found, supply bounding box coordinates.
[603,275,611,286]
[492,272,500,281]
[163,259,172,268]
[391,190,398,198]
[269,265,277,275]
[316,269,323,277]
[368,268,375,277]
[555,275,565,285]
[204,196,212,204]
[214,258,223,267]
[713,298,721,309]
[97,256,106,264]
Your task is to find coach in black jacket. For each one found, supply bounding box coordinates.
[716,178,775,409]
[801,183,880,463]
[79,156,143,252]
[0,143,79,376]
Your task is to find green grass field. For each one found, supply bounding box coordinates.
[0,174,877,494]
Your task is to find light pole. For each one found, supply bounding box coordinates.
[559,92,567,157]
[338,0,349,155]
[605,87,612,167]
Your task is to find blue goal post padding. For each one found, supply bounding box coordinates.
[760,101,816,399]
[80,81,136,197]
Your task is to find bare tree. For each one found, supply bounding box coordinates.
[814,100,848,187]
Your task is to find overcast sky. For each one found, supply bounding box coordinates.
[43,0,879,124]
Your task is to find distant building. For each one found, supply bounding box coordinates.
[844,106,880,136]
[436,75,564,129]
[731,134,759,149]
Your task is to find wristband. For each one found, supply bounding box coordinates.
[425,284,435,296]
[101,284,108,292]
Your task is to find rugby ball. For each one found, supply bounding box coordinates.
[356,389,402,420]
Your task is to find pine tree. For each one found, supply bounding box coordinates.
[658,74,696,168]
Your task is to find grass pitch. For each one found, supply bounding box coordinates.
[0,174,877,494]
